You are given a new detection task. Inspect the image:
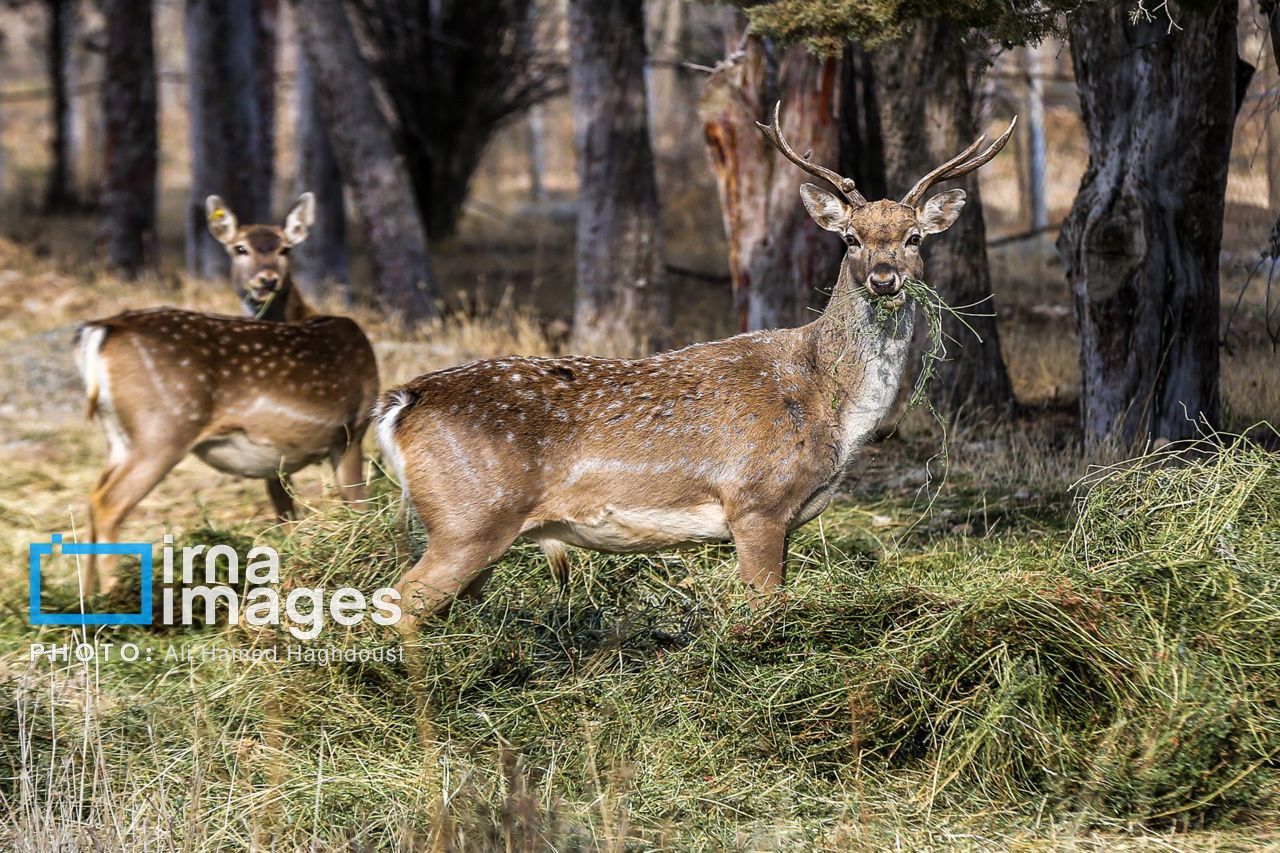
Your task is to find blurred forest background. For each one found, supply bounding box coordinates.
[0,0,1275,449]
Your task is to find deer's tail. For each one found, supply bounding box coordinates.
[74,324,110,422]
[372,387,419,494]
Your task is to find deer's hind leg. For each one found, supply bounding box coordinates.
[330,432,369,506]
[393,516,525,637]
[87,444,190,595]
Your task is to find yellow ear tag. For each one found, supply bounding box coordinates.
[210,208,225,222]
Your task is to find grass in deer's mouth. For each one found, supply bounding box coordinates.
[5,437,1279,847]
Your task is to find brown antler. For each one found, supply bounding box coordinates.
[756,101,866,207]
[900,117,1019,208]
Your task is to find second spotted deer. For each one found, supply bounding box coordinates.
[75,193,379,593]
[377,104,1014,629]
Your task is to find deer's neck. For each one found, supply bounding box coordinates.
[807,262,915,450]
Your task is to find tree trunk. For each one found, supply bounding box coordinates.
[292,50,349,301]
[701,32,842,331]
[838,43,887,203]
[185,0,271,278]
[349,0,560,240]
[1269,55,1280,214]
[44,0,77,212]
[254,0,279,208]
[101,0,156,276]
[293,0,437,323]
[872,21,1014,416]
[1024,44,1049,231]
[526,105,547,203]
[568,0,669,354]
[1262,2,1280,224]
[1059,3,1241,449]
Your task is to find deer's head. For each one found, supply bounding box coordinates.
[206,193,315,317]
[758,103,1015,302]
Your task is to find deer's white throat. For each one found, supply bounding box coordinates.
[831,297,916,469]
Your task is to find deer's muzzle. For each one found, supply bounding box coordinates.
[866,263,901,297]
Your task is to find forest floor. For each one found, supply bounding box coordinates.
[0,208,1278,849]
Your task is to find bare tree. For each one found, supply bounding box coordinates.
[1059,2,1244,448]
[349,0,564,238]
[44,0,77,212]
[1023,44,1049,232]
[185,0,272,278]
[101,0,156,276]
[292,51,348,300]
[568,0,668,354]
[254,0,279,207]
[293,0,437,323]
[701,31,843,330]
[872,20,1015,416]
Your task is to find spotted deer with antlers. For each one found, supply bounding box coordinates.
[74,193,379,593]
[378,104,1014,630]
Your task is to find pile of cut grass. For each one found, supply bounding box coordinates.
[3,437,1278,848]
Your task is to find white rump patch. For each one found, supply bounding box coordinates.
[76,325,129,466]
[374,390,414,492]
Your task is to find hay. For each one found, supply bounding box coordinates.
[4,439,1279,847]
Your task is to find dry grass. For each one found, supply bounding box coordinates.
[4,437,1278,849]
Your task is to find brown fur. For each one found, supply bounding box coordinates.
[380,110,1013,629]
[75,194,379,594]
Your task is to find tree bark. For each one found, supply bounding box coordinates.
[872,20,1015,416]
[44,0,77,212]
[1260,1,1280,252]
[292,50,349,301]
[101,0,156,276]
[701,33,843,331]
[838,43,887,203]
[568,0,669,354]
[1059,3,1240,449]
[293,0,437,323]
[185,0,271,278]
[254,0,278,208]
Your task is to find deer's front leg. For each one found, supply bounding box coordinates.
[265,475,295,522]
[331,441,369,506]
[729,513,789,598]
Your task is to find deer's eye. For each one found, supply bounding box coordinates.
[906,234,922,249]
[279,246,291,257]
[843,232,861,249]
[234,245,249,256]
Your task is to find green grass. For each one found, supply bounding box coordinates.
[2,436,1279,849]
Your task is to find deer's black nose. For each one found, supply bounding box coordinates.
[257,272,279,287]
[867,263,900,296]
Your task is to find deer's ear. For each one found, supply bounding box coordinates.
[206,195,238,244]
[799,183,850,232]
[284,192,316,245]
[918,189,966,235]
